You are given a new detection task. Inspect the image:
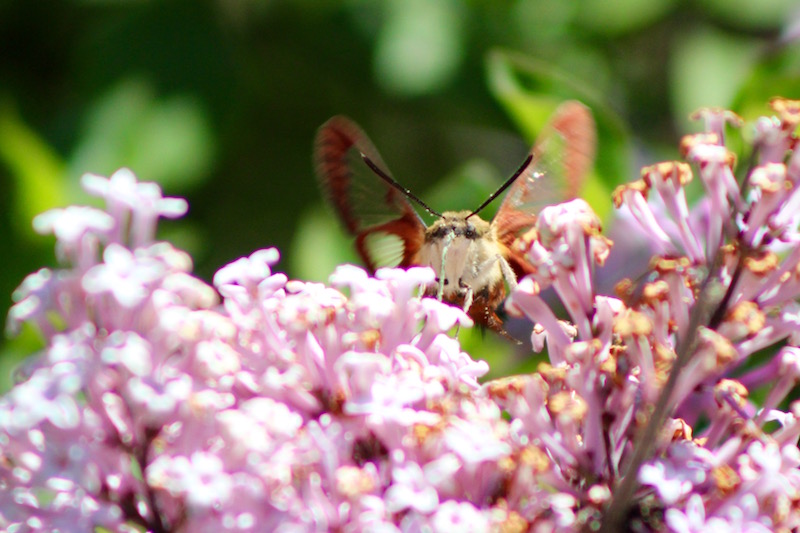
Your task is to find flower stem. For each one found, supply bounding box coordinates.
[599,258,723,531]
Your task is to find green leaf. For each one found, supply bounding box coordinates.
[0,100,67,236]
[732,44,800,121]
[697,0,798,30]
[0,323,46,393]
[425,159,504,215]
[486,50,631,221]
[576,0,675,36]
[69,78,214,192]
[669,28,760,133]
[373,0,464,96]
[290,207,361,283]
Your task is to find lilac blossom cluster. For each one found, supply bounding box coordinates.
[503,97,800,531]
[3,99,800,532]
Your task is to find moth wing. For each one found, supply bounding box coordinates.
[314,116,426,272]
[493,101,596,275]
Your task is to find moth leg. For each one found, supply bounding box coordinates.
[449,279,472,338]
[497,255,518,291]
[459,279,474,313]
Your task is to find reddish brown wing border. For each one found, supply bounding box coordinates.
[544,101,596,200]
[314,116,426,272]
[493,101,597,277]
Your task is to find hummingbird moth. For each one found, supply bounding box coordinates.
[314,101,595,339]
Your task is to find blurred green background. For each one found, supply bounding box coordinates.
[1,0,799,383]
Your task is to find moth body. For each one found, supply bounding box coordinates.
[416,211,505,301]
[314,101,595,340]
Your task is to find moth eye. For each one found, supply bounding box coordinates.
[465,225,476,239]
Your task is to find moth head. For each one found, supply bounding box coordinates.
[426,211,491,242]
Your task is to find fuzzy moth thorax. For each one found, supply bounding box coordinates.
[416,211,504,299]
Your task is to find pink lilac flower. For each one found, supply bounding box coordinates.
[32,206,114,270]
[81,167,188,247]
[5,99,800,532]
[431,500,489,532]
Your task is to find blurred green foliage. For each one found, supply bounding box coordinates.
[1,0,799,382]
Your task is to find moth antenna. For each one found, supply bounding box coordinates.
[361,153,442,218]
[466,154,534,219]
